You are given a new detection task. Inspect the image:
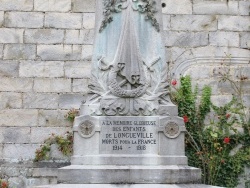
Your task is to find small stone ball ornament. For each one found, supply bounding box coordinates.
[78,120,95,138]
[163,121,180,139]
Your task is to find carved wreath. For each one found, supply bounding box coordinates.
[78,120,95,138]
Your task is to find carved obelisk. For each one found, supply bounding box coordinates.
[58,0,201,184]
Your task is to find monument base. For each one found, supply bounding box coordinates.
[36,185,222,188]
[57,165,201,184]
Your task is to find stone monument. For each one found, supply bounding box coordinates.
[58,0,201,184]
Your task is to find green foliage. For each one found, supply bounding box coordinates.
[34,132,73,162]
[64,109,79,122]
[171,76,250,187]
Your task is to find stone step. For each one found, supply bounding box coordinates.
[35,184,224,188]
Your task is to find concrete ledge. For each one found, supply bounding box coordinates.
[58,165,201,184]
[35,184,223,188]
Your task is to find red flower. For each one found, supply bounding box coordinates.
[221,159,225,164]
[171,79,177,86]
[226,114,230,119]
[223,137,230,144]
[183,115,189,123]
[1,181,8,188]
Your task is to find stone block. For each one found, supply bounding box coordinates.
[162,15,170,31]
[0,44,3,58]
[185,66,211,79]
[45,13,82,29]
[5,12,44,28]
[4,44,36,60]
[37,45,82,61]
[164,31,208,47]
[3,144,38,161]
[162,0,192,15]
[38,110,72,127]
[0,127,31,143]
[30,127,71,143]
[24,29,64,44]
[171,15,218,31]
[0,60,19,77]
[82,45,93,60]
[59,94,85,109]
[0,144,2,158]
[209,31,239,47]
[64,61,92,78]
[34,78,71,93]
[0,11,4,27]
[32,168,58,177]
[240,32,250,49]
[0,0,33,11]
[0,77,33,92]
[0,109,38,127]
[20,61,64,78]
[34,0,71,12]
[193,0,238,15]
[0,92,22,110]
[25,177,56,188]
[23,93,59,109]
[72,79,89,93]
[8,177,25,188]
[83,13,95,29]
[64,29,94,44]
[210,95,234,107]
[0,28,23,43]
[239,1,250,16]
[50,144,71,161]
[218,16,250,31]
[72,0,96,12]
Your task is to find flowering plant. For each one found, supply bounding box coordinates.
[171,76,250,187]
[0,180,8,188]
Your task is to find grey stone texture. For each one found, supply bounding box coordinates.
[240,32,250,49]
[36,185,222,188]
[34,0,71,12]
[0,28,23,43]
[0,60,19,77]
[239,1,250,16]
[209,31,240,47]
[0,11,4,27]
[24,29,64,44]
[162,0,192,15]
[64,61,92,78]
[5,12,44,28]
[45,13,82,29]
[0,0,33,11]
[72,0,96,12]
[58,94,85,109]
[0,44,3,58]
[4,44,36,60]
[218,16,250,31]
[0,78,33,92]
[64,29,94,44]
[0,92,22,110]
[34,78,71,93]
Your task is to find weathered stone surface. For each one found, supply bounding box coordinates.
[34,78,71,93]
[162,15,171,31]
[20,61,64,78]
[0,109,38,127]
[240,32,250,49]
[209,32,239,47]
[8,177,25,188]
[23,93,59,109]
[24,29,64,44]
[72,79,89,93]
[5,12,44,28]
[0,28,23,43]
[58,94,85,109]
[0,44,3,58]
[0,144,3,158]
[164,31,208,47]
[185,66,211,79]
[193,0,238,15]
[38,110,72,127]
[72,0,96,12]
[33,168,58,177]
[31,127,71,143]
[83,13,95,29]
[162,0,192,14]
[0,11,4,27]
[34,0,71,12]
[3,144,38,161]
[0,77,33,92]
[239,1,250,16]
[82,45,93,60]
[218,16,250,31]
[25,177,57,188]
[0,0,33,11]
[211,95,234,107]
[64,30,94,44]
[0,60,19,77]
[50,144,70,161]
[0,127,30,143]
[0,92,22,110]
[45,13,82,29]
[37,45,82,61]
[4,44,36,60]
[64,61,92,78]
[171,15,218,31]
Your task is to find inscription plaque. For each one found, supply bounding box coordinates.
[100,117,159,154]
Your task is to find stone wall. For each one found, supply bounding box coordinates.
[0,0,249,187]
